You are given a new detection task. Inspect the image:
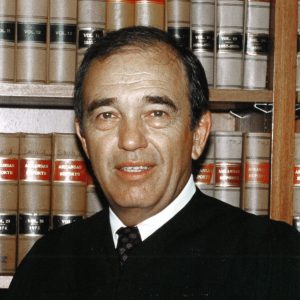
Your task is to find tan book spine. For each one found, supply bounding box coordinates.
[243,0,270,89]
[194,132,215,197]
[241,132,271,216]
[105,0,135,32]
[214,131,243,207]
[86,172,103,217]
[0,0,16,82]
[0,133,19,274]
[167,0,190,47]
[16,0,48,83]
[18,133,52,265]
[293,133,300,229]
[191,0,215,86]
[77,0,106,68]
[51,133,87,229]
[216,0,245,88]
[296,0,300,91]
[135,0,165,30]
[48,0,77,84]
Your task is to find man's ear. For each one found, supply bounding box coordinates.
[75,119,90,160]
[191,111,212,160]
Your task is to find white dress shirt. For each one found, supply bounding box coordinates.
[110,175,196,247]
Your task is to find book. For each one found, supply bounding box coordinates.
[243,0,270,89]
[191,0,215,86]
[214,131,243,207]
[51,133,87,230]
[48,0,77,84]
[296,0,300,91]
[294,133,300,229]
[193,132,215,197]
[215,0,245,88]
[0,133,19,274]
[167,0,191,48]
[0,0,16,82]
[135,0,165,30]
[86,172,103,218]
[77,0,106,68]
[18,133,52,265]
[105,0,135,32]
[16,0,48,83]
[241,132,271,216]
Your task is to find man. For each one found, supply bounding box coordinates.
[7,26,300,299]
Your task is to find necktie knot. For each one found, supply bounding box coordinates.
[116,226,141,265]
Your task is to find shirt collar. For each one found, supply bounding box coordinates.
[109,175,196,247]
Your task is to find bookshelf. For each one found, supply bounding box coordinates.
[0,0,298,289]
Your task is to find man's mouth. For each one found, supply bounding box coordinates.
[115,162,155,178]
[120,166,151,173]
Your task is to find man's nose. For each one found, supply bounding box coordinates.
[118,117,148,151]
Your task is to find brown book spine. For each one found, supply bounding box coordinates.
[167,0,190,47]
[293,133,300,229]
[48,0,77,84]
[77,0,106,68]
[135,0,165,30]
[86,172,103,218]
[243,0,270,89]
[0,0,16,82]
[16,0,48,83]
[214,131,243,207]
[18,133,52,265]
[105,0,135,32]
[241,132,271,216]
[296,0,300,91]
[191,0,215,86]
[51,133,87,229]
[194,132,215,197]
[0,133,19,274]
[216,0,245,88]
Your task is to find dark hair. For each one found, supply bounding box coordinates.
[74,26,209,130]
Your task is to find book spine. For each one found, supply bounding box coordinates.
[51,133,87,229]
[0,133,19,274]
[86,172,103,217]
[135,0,165,30]
[167,0,191,48]
[296,0,300,91]
[48,0,77,84]
[77,0,106,68]
[241,132,271,216]
[191,0,215,86]
[105,0,135,32]
[216,0,245,88]
[243,0,270,89]
[214,131,243,207]
[16,0,48,83]
[194,132,215,197]
[0,0,16,82]
[18,133,52,265]
[293,133,300,230]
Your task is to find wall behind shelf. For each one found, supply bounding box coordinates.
[0,108,75,133]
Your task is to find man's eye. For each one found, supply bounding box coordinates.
[98,112,115,119]
[150,111,167,118]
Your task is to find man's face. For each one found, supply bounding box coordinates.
[76,45,210,225]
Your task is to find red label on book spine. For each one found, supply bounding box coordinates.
[20,159,51,181]
[215,163,241,187]
[53,160,87,183]
[294,165,300,185]
[196,163,214,185]
[0,158,18,181]
[245,162,270,184]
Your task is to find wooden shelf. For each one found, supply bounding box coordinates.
[0,83,273,108]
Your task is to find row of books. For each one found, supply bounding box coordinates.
[0,132,103,275]
[0,0,270,89]
[194,131,300,232]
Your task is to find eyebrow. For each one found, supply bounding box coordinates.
[86,95,178,115]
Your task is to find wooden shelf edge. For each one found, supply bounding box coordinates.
[0,275,12,289]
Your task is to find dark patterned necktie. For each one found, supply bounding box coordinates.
[116,226,142,265]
